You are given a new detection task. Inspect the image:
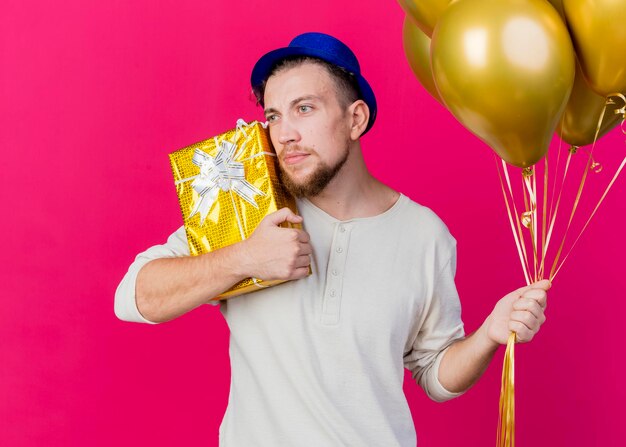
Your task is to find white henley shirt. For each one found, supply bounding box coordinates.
[115,193,466,446]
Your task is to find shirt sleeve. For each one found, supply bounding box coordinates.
[403,247,466,402]
[114,226,219,324]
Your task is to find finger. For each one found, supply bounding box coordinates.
[509,321,534,343]
[294,255,311,269]
[298,243,313,256]
[521,288,548,309]
[510,310,544,331]
[291,266,311,280]
[512,279,552,296]
[265,207,303,226]
[295,229,310,243]
[528,279,551,291]
[513,297,545,319]
[284,212,304,225]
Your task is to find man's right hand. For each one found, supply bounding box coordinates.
[238,207,312,281]
[129,207,311,323]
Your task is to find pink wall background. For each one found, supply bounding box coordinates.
[2,1,624,446]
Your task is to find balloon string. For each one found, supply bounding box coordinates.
[539,156,549,279]
[533,170,539,279]
[607,93,626,117]
[548,126,565,222]
[543,149,574,274]
[522,167,538,281]
[549,101,608,279]
[496,158,531,285]
[522,170,538,281]
[497,332,516,447]
[506,161,533,281]
[606,93,626,137]
[552,155,626,280]
[521,175,528,249]
[495,163,527,446]
[542,131,565,278]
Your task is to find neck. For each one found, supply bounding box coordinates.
[305,141,399,221]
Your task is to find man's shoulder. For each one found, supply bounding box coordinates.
[395,194,456,249]
[401,195,451,232]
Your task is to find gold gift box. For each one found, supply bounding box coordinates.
[169,119,303,300]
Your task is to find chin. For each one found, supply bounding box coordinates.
[280,164,312,182]
[285,175,311,191]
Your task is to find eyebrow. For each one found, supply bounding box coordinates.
[264,95,322,116]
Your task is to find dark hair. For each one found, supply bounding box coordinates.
[252,56,361,109]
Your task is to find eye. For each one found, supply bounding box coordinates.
[298,105,312,113]
[266,114,279,123]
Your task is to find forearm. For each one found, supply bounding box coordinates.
[135,242,248,322]
[437,321,500,393]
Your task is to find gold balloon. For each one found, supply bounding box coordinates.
[402,16,442,103]
[397,0,452,37]
[563,0,626,96]
[559,62,622,147]
[547,0,565,17]
[431,0,575,168]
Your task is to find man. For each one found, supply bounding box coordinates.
[115,32,549,446]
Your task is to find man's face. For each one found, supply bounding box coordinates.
[263,62,353,198]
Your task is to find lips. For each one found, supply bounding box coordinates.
[282,152,310,166]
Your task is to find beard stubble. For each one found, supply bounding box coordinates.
[277,145,350,198]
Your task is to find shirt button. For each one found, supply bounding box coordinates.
[339,225,346,233]
[336,247,343,253]
[330,289,336,297]
[332,269,339,276]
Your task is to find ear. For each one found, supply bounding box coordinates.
[348,100,370,140]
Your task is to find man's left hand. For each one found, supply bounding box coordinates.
[484,279,550,345]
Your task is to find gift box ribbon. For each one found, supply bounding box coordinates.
[187,139,264,225]
[175,120,275,230]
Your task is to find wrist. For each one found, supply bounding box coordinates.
[226,239,255,280]
[476,317,501,353]
[196,241,250,287]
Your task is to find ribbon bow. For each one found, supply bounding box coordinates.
[187,138,265,225]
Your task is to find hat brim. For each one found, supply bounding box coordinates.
[251,46,377,135]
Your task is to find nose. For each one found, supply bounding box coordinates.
[275,117,301,146]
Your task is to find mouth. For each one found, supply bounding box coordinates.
[282,152,310,166]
